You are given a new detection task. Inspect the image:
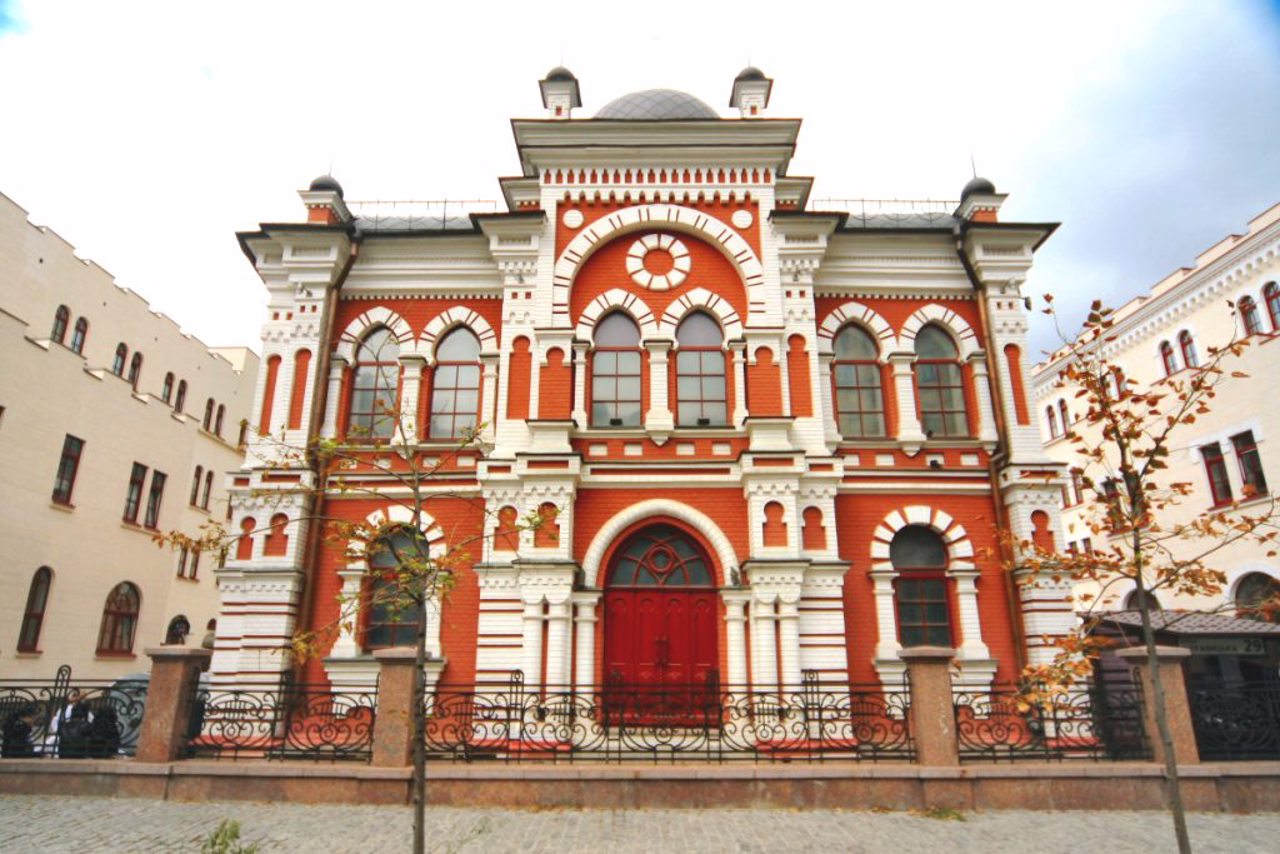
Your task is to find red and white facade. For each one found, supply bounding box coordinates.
[212,69,1072,696]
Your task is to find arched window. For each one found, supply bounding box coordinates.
[165,615,191,645]
[1236,573,1280,623]
[175,380,187,412]
[1046,405,1059,439]
[1240,296,1262,336]
[364,528,429,650]
[1178,331,1199,369]
[51,305,70,344]
[201,469,213,510]
[1265,282,1280,331]
[1123,586,1158,612]
[127,352,143,389]
[891,525,951,647]
[236,517,255,561]
[203,398,215,431]
[1159,341,1177,376]
[591,312,642,427]
[70,317,88,354]
[914,325,967,438]
[832,324,886,438]
[1058,399,1070,432]
[349,327,401,440]
[17,567,53,652]
[607,524,712,586]
[112,343,128,376]
[161,372,174,403]
[675,312,727,427]
[189,466,203,506]
[429,327,482,439]
[214,404,225,437]
[96,582,141,655]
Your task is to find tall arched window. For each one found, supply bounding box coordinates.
[128,352,143,390]
[675,312,727,427]
[1046,405,1059,438]
[1236,573,1280,623]
[591,312,642,427]
[17,567,53,652]
[1178,331,1199,368]
[214,404,225,437]
[203,398,215,431]
[112,343,128,376]
[1058,399,1070,432]
[1123,586,1159,612]
[891,525,951,647]
[70,317,88,354]
[1265,282,1280,331]
[175,380,187,412]
[364,528,428,650]
[96,582,141,655]
[914,325,967,438]
[1159,340,1177,376]
[161,372,174,403]
[832,324,886,438]
[190,466,204,506]
[51,305,70,344]
[1240,296,1263,336]
[201,469,213,510]
[350,327,401,440]
[429,327,482,439]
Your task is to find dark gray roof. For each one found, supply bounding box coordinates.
[736,66,767,81]
[545,66,576,82]
[1102,610,1280,635]
[309,174,344,198]
[596,89,719,120]
[961,176,996,200]
[841,212,960,230]
[354,215,476,233]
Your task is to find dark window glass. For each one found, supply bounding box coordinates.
[96,582,140,654]
[112,343,128,376]
[203,398,214,431]
[607,524,713,587]
[1046,406,1059,438]
[591,313,642,427]
[914,326,967,438]
[214,404,225,437]
[175,380,187,412]
[1266,283,1280,332]
[350,327,401,440]
[128,352,143,389]
[51,306,70,344]
[364,528,430,650]
[17,567,53,652]
[833,325,885,438]
[52,435,85,504]
[1201,443,1233,506]
[1236,573,1280,623]
[429,328,481,439]
[1232,431,1269,498]
[1178,331,1199,369]
[189,466,203,506]
[70,317,88,354]
[201,470,214,510]
[123,462,148,523]
[1159,341,1176,376]
[143,471,166,529]
[161,372,174,403]
[1058,400,1070,431]
[675,312,726,427]
[891,525,951,648]
[1240,297,1262,336]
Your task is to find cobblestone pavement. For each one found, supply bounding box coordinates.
[2,795,1279,853]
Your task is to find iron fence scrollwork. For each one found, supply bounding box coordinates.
[1187,676,1280,761]
[0,665,146,759]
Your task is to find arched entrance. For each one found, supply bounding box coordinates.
[603,524,719,690]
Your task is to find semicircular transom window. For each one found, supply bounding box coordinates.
[608,524,713,587]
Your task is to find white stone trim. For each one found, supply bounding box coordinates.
[660,287,744,341]
[574,288,661,341]
[581,498,739,588]
[899,303,981,358]
[816,300,898,357]
[334,306,414,363]
[418,306,498,364]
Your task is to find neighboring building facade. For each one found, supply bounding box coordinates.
[0,191,259,680]
[215,68,1073,696]
[1032,202,1280,616]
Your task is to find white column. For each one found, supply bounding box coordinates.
[572,593,599,691]
[777,595,802,692]
[320,357,347,438]
[951,570,991,661]
[269,356,295,437]
[521,598,544,689]
[644,339,674,431]
[570,341,589,427]
[729,340,748,428]
[871,570,902,661]
[399,356,425,441]
[480,353,499,443]
[888,353,924,444]
[969,355,999,447]
[544,598,571,689]
[749,596,778,688]
[722,592,750,687]
[817,352,842,446]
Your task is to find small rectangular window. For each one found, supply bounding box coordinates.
[1080,537,1093,554]
[144,470,167,529]
[52,435,85,505]
[896,577,952,647]
[1231,431,1269,498]
[122,462,148,523]
[1201,443,1234,506]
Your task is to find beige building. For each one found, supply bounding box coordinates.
[1032,202,1280,616]
[0,191,258,680]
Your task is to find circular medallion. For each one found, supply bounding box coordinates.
[562,209,584,229]
[731,209,754,229]
[626,234,691,291]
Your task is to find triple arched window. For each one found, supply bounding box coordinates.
[832,325,886,438]
[891,525,952,647]
[913,325,968,438]
[591,312,642,427]
[96,582,141,655]
[675,311,727,427]
[350,327,401,440]
[429,328,482,439]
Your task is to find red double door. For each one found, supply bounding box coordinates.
[603,588,719,690]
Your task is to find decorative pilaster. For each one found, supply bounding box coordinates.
[320,357,347,439]
[729,340,748,428]
[480,352,499,444]
[722,591,750,687]
[570,340,589,428]
[521,598,544,690]
[817,351,842,448]
[889,353,924,450]
[969,354,999,449]
[777,595,802,691]
[572,592,600,691]
[544,597,572,688]
[399,355,425,441]
[749,595,778,687]
[643,338,675,435]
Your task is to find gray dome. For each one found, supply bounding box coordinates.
[736,66,767,81]
[961,176,995,200]
[309,174,344,198]
[545,66,576,82]
[596,89,719,120]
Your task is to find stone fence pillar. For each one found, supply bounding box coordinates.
[136,646,212,763]
[900,646,959,766]
[1117,645,1199,765]
[371,648,418,767]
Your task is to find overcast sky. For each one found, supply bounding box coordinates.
[1,1,1278,358]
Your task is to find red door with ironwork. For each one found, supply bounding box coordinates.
[603,525,719,721]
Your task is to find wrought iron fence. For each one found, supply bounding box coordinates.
[185,677,377,762]
[954,683,1150,762]
[1188,677,1280,761]
[0,665,146,759]
[421,672,913,763]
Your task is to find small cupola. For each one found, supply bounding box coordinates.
[540,66,582,119]
[956,176,1007,223]
[729,66,772,118]
[299,174,352,225]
